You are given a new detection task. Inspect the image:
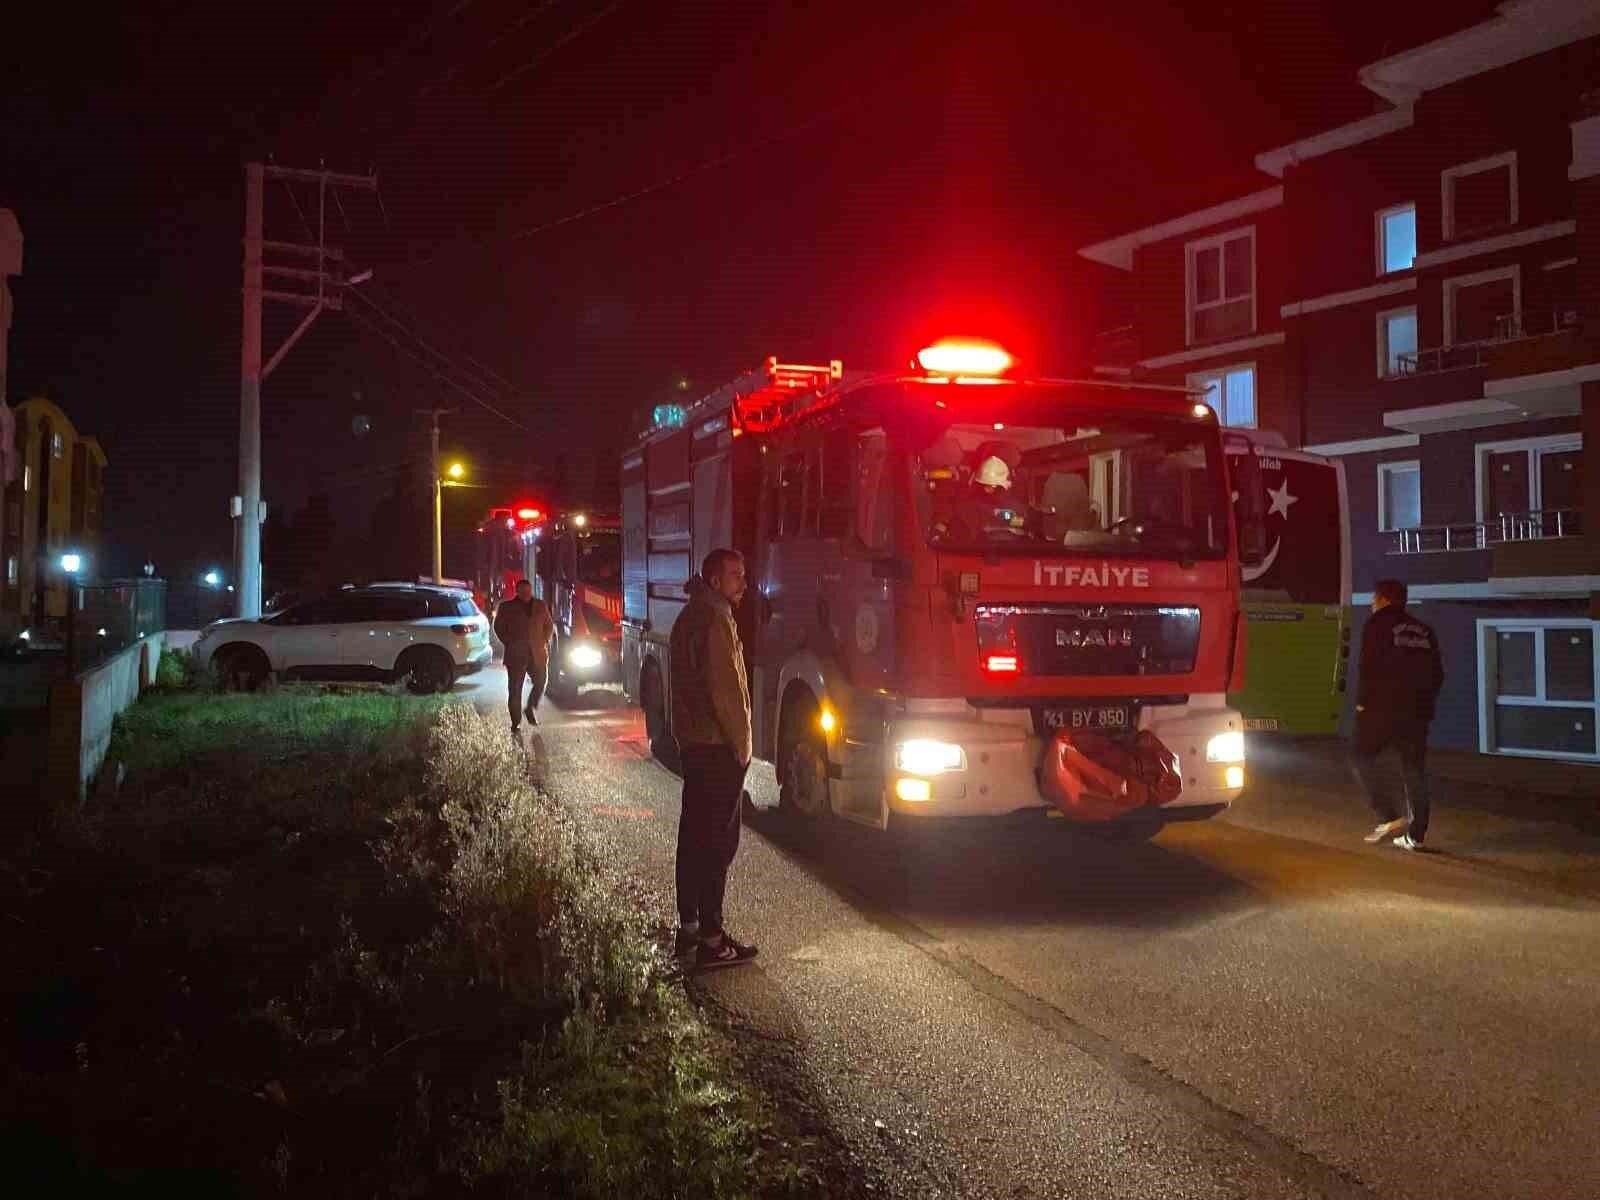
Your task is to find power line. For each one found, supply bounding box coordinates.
[385,79,882,272]
[366,282,524,396]
[347,287,524,410]
[345,301,532,432]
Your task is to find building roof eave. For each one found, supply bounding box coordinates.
[1077,187,1283,271]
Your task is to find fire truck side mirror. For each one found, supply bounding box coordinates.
[1231,450,1269,567]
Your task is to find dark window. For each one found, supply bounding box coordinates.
[1545,629,1595,702]
[778,454,805,538]
[1495,631,1536,696]
[856,435,893,552]
[819,430,855,540]
[1452,164,1512,236]
[1493,705,1595,756]
[327,592,384,623]
[371,593,427,621]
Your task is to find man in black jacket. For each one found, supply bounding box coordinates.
[1352,579,1444,850]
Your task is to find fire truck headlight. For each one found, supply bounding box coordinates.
[1205,731,1245,764]
[894,739,965,775]
[568,643,605,671]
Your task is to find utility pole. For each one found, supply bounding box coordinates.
[236,161,377,618]
[418,407,458,583]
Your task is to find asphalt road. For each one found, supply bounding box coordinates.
[461,666,1600,1200]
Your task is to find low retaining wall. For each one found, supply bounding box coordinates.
[47,632,166,807]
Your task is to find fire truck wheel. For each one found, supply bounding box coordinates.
[641,662,680,771]
[546,643,577,705]
[779,702,830,821]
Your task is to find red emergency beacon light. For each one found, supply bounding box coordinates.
[516,506,543,521]
[915,339,1014,378]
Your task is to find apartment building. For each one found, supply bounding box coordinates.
[2,396,107,636]
[1080,0,1600,763]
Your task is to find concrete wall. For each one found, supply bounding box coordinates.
[47,631,165,806]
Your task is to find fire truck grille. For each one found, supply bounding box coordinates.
[974,604,1202,677]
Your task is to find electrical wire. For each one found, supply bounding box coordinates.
[366,283,524,396]
[344,303,532,432]
[386,79,881,272]
[347,287,525,410]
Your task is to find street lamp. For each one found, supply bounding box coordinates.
[435,461,467,583]
[203,569,222,588]
[60,552,83,575]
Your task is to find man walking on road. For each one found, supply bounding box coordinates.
[670,549,759,970]
[494,579,554,733]
[1352,579,1444,850]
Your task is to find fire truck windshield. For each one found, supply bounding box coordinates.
[576,530,621,585]
[914,417,1227,561]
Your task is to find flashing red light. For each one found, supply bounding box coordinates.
[917,339,1014,377]
[982,654,1020,675]
[516,507,542,521]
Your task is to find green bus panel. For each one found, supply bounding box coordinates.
[1229,603,1346,735]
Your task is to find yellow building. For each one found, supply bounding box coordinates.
[2,396,106,634]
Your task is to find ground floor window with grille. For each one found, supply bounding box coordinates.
[1478,620,1599,760]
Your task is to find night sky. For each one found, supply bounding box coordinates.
[3,0,1491,583]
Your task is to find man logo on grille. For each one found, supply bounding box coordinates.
[1057,626,1135,648]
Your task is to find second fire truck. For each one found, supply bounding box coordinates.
[621,340,1265,838]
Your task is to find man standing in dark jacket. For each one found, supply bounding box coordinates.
[494,579,554,734]
[669,549,758,970]
[1352,579,1444,850]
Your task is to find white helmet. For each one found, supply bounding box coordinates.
[974,455,1011,489]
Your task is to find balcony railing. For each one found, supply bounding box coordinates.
[1389,508,1582,555]
[1392,307,1580,379]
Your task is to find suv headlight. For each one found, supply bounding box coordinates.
[1205,731,1245,763]
[894,739,966,774]
[567,642,604,670]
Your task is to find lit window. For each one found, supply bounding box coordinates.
[1443,152,1516,241]
[1378,307,1418,377]
[4,556,15,587]
[1186,228,1255,345]
[1186,364,1256,428]
[51,432,64,459]
[1376,204,1415,274]
[22,465,30,492]
[1480,621,1598,760]
[1377,461,1421,532]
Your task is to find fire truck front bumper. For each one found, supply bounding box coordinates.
[881,697,1245,823]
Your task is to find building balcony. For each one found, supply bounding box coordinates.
[1394,308,1580,380]
[1389,509,1582,556]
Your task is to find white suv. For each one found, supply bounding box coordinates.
[191,584,492,692]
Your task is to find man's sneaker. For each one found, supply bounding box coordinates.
[1364,817,1410,843]
[695,934,759,971]
[1392,833,1423,852]
[673,927,700,958]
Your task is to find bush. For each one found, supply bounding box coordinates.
[152,645,194,690]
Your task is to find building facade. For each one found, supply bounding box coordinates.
[0,211,21,640]
[2,397,107,636]
[1080,0,1600,764]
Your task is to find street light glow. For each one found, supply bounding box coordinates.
[60,553,83,574]
[203,570,222,587]
[447,462,466,479]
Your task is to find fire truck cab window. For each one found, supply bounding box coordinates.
[778,454,806,539]
[856,432,893,552]
[916,419,1225,561]
[576,530,621,585]
[818,430,855,540]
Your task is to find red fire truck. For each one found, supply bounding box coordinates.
[529,509,624,701]
[476,504,624,700]
[621,341,1263,837]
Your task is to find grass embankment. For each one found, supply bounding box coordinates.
[2,677,815,1196]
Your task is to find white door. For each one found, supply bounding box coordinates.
[264,596,343,673]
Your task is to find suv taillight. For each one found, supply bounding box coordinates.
[451,622,480,635]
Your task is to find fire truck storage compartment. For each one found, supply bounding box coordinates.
[622,415,757,707]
